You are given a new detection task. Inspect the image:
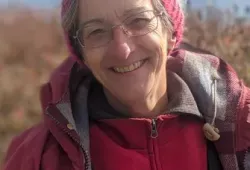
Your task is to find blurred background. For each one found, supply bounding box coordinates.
[0,0,250,163]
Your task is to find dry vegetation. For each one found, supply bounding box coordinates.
[0,7,250,163]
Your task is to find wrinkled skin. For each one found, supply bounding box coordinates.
[79,0,175,117]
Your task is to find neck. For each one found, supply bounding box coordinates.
[104,72,168,118]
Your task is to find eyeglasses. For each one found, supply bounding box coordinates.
[73,10,163,49]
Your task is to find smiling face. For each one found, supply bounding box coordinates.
[78,0,175,116]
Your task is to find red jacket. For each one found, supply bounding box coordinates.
[2,50,250,170]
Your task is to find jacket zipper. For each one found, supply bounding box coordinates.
[46,111,90,170]
[150,119,159,170]
[151,119,158,138]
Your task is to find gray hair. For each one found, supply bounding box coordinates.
[62,0,186,58]
[62,0,186,36]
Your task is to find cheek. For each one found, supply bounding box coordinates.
[138,30,168,62]
[84,49,105,78]
[154,28,168,57]
[140,31,168,76]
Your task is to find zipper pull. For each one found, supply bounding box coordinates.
[151,119,158,138]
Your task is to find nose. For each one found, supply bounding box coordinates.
[106,26,135,60]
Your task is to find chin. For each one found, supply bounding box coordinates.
[116,87,150,103]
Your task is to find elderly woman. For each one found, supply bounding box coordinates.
[3,0,250,170]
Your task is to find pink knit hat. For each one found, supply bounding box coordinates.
[61,0,184,62]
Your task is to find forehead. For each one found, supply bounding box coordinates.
[79,0,153,22]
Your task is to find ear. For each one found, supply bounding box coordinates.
[167,36,176,55]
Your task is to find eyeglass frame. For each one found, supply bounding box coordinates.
[73,10,164,49]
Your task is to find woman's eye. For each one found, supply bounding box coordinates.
[129,18,151,28]
[134,18,150,23]
[88,29,106,37]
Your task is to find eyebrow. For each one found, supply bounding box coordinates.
[80,7,150,27]
[80,18,105,28]
[122,7,149,17]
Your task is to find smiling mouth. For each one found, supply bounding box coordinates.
[112,59,146,73]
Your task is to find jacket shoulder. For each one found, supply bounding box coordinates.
[234,85,250,169]
[237,85,250,149]
[171,49,241,84]
[2,123,49,170]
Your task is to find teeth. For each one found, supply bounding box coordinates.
[113,60,144,73]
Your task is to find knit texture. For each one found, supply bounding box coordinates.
[61,0,184,61]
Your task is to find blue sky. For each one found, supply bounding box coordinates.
[191,0,250,16]
[0,0,60,8]
[1,0,250,14]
